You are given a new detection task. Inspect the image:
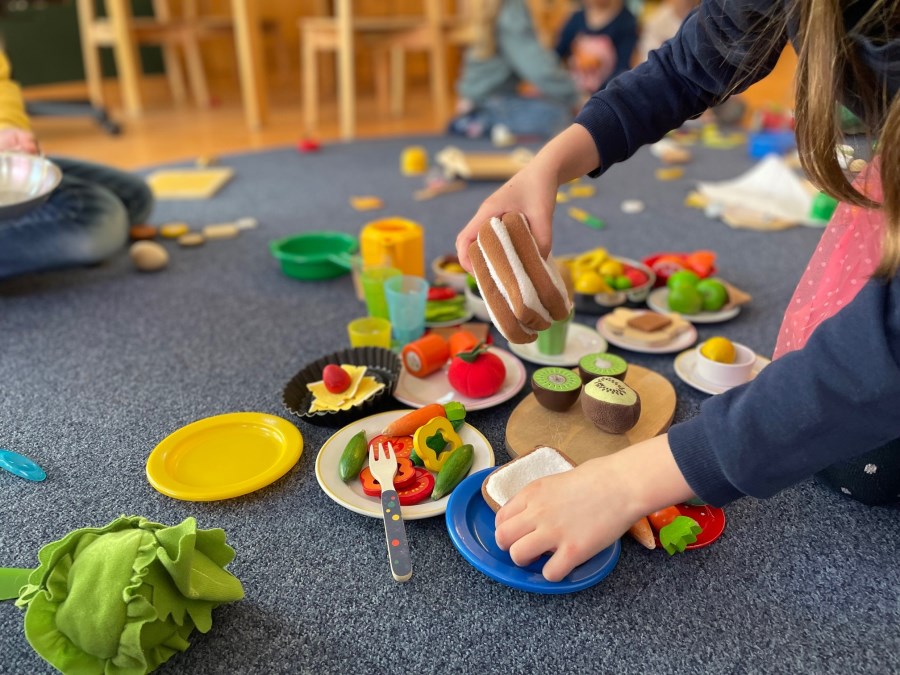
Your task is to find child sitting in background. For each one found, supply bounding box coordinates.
[636,0,699,63]
[449,0,581,141]
[0,48,153,280]
[555,0,638,96]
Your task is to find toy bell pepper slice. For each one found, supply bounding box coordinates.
[412,417,463,473]
[367,435,413,460]
[359,457,417,495]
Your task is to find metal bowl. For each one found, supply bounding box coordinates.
[0,152,63,220]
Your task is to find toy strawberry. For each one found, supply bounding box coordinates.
[447,343,506,399]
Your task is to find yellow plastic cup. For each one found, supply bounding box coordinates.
[347,317,392,349]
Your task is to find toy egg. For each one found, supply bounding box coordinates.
[129,241,169,272]
[695,340,755,387]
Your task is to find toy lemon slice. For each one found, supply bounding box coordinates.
[146,412,303,501]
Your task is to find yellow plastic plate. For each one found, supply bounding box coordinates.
[146,412,303,501]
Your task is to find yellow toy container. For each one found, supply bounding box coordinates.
[359,217,425,278]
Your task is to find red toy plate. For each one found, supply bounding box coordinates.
[653,503,726,551]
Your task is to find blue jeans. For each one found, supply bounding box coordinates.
[0,157,154,279]
[448,95,573,140]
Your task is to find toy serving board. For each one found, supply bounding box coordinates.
[505,364,675,465]
[146,167,234,199]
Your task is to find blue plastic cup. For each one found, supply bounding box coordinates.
[384,275,428,345]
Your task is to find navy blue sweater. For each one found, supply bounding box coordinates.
[575,0,900,505]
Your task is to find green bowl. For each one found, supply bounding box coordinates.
[269,232,358,280]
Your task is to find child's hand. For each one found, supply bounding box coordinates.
[455,162,558,273]
[0,128,39,154]
[495,434,695,581]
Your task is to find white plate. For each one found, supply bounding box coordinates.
[394,346,526,411]
[647,287,741,324]
[673,348,771,395]
[596,312,698,354]
[424,308,475,328]
[507,322,608,367]
[315,410,495,519]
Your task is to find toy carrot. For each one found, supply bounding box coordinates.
[382,403,447,437]
[627,517,656,550]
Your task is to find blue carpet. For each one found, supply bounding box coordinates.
[1,136,898,674]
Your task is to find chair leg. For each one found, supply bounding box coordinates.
[335,0,355,141]
[182,35,211,108]
[152,0,188,105]
[105,0,144,116]
[75,0,106,108]
[425,0,449,126]
[374,48,390,114]
[302,28,319,130]
[390,45,405,117]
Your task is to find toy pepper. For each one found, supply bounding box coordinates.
[0,516,243,674]
[412,417,463,472]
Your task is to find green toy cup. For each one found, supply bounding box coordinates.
[269,232,358,280]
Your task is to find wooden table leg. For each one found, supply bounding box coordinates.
[106,0,144,117]
[230,0,269,130]
[336,0,355,141]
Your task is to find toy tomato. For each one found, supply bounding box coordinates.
[396,468,435,505]
[427,286,457,301]
[447,343,506,399]
[367,434,413,460]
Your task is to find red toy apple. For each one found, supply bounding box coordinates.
[447,343,506,399]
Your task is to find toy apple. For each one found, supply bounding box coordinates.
[447,343,506,399]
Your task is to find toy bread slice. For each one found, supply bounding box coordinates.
[481,446,576,513]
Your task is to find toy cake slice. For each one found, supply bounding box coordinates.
[468,212,572,343]
[481,446,576,512]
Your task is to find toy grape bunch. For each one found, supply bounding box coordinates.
[0,516,244,674]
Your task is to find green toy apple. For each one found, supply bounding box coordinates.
[668,284,703,314]
[696,278,729,312]
[666,270,700,291]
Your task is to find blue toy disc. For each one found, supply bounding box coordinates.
[445,468,620,594]
[0,449,46,482]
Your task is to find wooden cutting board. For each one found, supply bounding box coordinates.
[505,365,676,465]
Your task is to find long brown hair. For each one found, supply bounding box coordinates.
[794,0,900,278]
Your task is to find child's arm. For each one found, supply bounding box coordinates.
[455,123,598,271]
[495,434,693,582]
[498,275,900,581]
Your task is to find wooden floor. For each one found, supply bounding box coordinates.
[25,49,796,171]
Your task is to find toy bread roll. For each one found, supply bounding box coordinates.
[481,446,576,512]
[467,212,573,344]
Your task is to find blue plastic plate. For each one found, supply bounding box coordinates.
[0,448,46,482]
[445,468,620,594]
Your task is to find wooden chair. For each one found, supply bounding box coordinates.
[75,0,268,129]
[300,0,450,141]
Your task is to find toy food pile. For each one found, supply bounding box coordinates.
[604,308,692,347]
[628,506,703,555]
[531,353,641,435]
[307,364,385,413]
[564,247,650,295]
[426,285,468,323]
[642,250,716,286]
[402,331,507,400]
[665,270,749,315]
[337,403,472,503]
[467,212,572,344]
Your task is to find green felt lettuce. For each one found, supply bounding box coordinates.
[14,516,243,675]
